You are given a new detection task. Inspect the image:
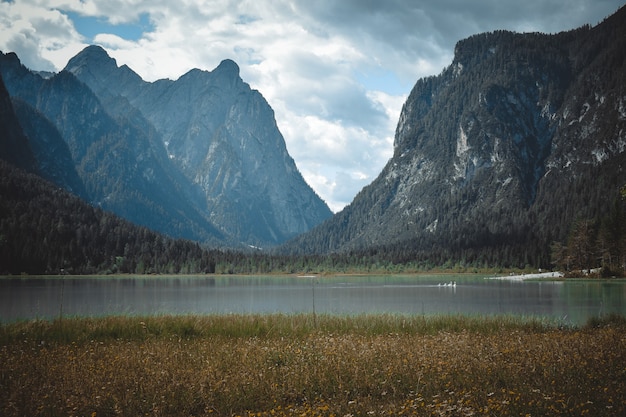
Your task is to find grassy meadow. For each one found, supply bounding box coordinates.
[1,313,625,416]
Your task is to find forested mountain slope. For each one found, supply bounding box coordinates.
[0,73,34,173]
[282,6,626,269]
[0,71,211,274]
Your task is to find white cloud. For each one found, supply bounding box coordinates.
[0,0,623,211]
[94,33,136,49]
[0,1,83,71]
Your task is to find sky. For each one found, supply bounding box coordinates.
[1,0,624,212]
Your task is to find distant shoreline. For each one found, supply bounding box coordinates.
[0,271,610,280]
[487,271,565,281]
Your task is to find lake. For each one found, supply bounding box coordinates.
[1,274,625,326]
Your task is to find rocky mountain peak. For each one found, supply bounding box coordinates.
[214,59,239,77]
[65,45,117,75]
[177,59,242,93]
[1,52,21,65]
[63,45,143,97]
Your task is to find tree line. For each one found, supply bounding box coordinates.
[0,160,402,275]
[552,190,626,277]
[1,160,624,276]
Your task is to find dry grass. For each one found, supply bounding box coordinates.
[1,314,625,416]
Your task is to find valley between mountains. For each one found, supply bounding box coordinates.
[1,6,625,275]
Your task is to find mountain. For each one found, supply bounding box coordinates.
[0,157,221,275]
[282,6,626,269]
[11,98,88,198]
[0,72,36,173]
[0,52,225,244]
[64,46,332,246]
[0,48,331,247]
[0,71,84,196]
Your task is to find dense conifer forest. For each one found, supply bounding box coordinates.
[0,160,411,275]
[1,160,624,276]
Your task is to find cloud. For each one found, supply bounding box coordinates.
[0,1,82,71]
[0,0,623,211]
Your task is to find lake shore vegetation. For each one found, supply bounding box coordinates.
[1,313,625,416]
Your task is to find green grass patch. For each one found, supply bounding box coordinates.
[0,313,560,344]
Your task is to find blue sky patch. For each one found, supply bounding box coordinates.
[65,11,153,42]
[355,69,411,96]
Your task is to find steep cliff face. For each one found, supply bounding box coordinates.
[65,47,332,245]
[283,7,626,267]
[0,46,330,247]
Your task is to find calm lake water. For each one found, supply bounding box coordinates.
[1,275,625,326]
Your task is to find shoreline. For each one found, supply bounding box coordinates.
[487,271,565,281]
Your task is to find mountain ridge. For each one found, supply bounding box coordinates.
[64,46,332,246]
[0,47,331,247]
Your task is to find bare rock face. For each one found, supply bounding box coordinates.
[1,46,331,247]
[65,47,331,246]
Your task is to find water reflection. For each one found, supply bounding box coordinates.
[1,275,624,325]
